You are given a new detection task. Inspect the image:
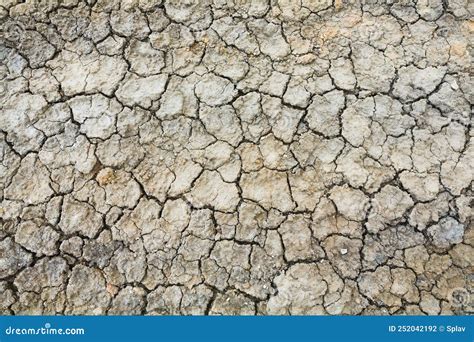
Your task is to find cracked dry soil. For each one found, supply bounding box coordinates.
[0,0,473,316]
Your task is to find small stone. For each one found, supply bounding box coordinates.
[322,235,362,279]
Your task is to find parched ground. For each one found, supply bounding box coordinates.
[0,0,472,315]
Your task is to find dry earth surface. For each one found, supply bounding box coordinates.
[0,0,473,315]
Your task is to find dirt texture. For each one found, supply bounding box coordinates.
[0,0,473,315]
